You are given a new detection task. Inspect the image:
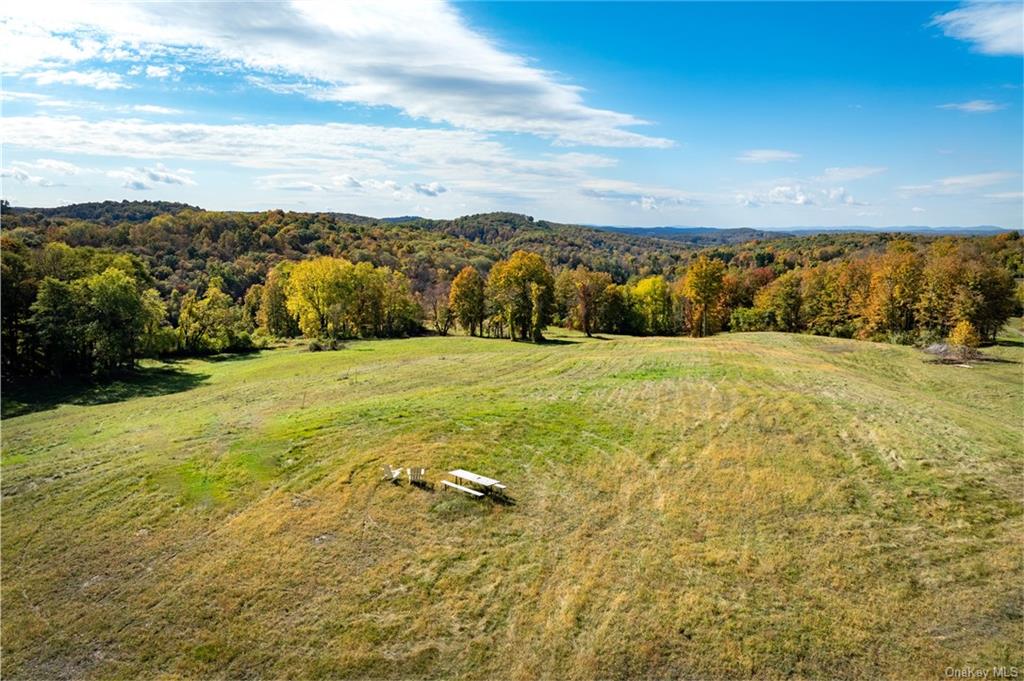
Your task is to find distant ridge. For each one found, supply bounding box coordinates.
[6,200,200,223]
[6,201,1011,239]
[785,225,1010,236]
[599,224,1011,239]
[593,225,788,245]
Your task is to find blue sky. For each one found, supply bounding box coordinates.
[1,1,1022,228]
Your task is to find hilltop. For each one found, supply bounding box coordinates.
[3,201,967,302]
[2,329,1021,678]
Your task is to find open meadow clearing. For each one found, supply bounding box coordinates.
[2,329,1022,679]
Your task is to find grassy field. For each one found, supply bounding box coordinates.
[2,328,1022,679]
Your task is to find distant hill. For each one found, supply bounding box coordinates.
[785,225,1010,236]
[595,225,789,245]
[6,200,201,224]
[598,224,1011,242]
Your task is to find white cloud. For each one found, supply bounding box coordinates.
[817,166,887,182]
[932,2,1024,56]
[23,68,127,90]
[1,115,632,209]
[0,2,672,148]
[1,167,57,186]
[912,206,926,213]
[985,191,1024,201]
[332,175,362,189]
[736,149,801,163]
[410,182,447,197]
[899,171,1017,196]
[255,175,329,192]
[0,17,104,72]
[738,184,862,208]
[766,185,813,205]
[145,65,171,78]
[107,163,195,190]
[128,104,184,115]
[578,178,698,211]
[938,99,1006,113]
[32,158,82,175]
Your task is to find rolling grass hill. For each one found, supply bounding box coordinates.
[2,330,1021,679]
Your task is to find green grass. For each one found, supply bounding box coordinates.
[2,328,1022,679]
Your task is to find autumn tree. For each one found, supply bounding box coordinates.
[632,275,673,335]
[753,270,804,332]
[259,265,300,337]
[948,320,981,360]
[424,278,453,336]
[177,276,241,353]
[285,256,420,340]
[286,257,351,338]
[449,265,486,336]
[800,260,870,338]
[682,255,726,337]
[563,266,613,336]
[242,283,263,331]
[862,245,923,340]
[487,251,554,341]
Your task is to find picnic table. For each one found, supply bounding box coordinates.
[449,469,507,494]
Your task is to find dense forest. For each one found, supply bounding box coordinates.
[1,200,1020,381]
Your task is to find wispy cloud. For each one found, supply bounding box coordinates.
[816,166,887,182]
[0,2,672,148]
[985,191,1024,202]
[1,167,58,187]
[32,159,82,175]
[107,163,195,190]
[410,182,447,197]
[899,171,1016,197]
[737,184,863,208]
[1,115,634,209]
[932,2,1024,56]
[127,104,184,115]
[579,179,698,211]
[938,99,1006,113]
[24,69,127,90]
[736,149,801,163]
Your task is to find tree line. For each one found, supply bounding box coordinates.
[2,205,1020,382]
[0,242,423,380]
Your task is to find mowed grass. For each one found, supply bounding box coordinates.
[2,329,1022,679]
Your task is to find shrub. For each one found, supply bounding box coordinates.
[948,320,981,360]
[308,338,344,352]
[729,307,772,332]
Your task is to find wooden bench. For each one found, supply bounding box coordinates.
[441,480,484,497]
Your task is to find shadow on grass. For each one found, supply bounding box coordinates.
[924,355,1019,366]
[536,337,581,346]
[2,366,211,418]
[196,350,265,363]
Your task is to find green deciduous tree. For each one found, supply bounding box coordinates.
[449,265,486,336]
[753,270,803,332]
[259,265,300,337]
[487,251,554,341]
[177,276,242,353]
